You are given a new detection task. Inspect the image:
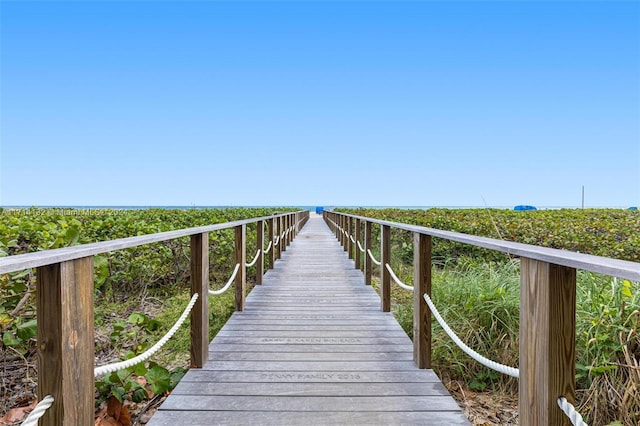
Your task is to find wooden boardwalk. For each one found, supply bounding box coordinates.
[149,215,469,425]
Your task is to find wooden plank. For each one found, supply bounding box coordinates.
[219,324,404,331]
[150,215,468,425]
[175,369,444,383]
[150,410,470,425]
[207,344,415,353]
[190,233,209,368]
[199,360,418,371]
[159,395,462,411]
[37,257,94,426]
[211,336,413,346]
[413,232,431,368]
[520,258,576,426]
[214,330,409,338]
[172,381,447,396]
[207,351,414,361]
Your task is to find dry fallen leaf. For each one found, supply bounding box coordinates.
[0,399,37,424]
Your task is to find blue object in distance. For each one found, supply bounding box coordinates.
[316,207,324,214]
[514,205,537,211]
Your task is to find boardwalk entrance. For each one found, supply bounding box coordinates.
[149,215,469,425]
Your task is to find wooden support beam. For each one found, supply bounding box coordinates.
[413,233,432,369]
[342,217,348,252]
[276,216,282,260]
[364,221,372,285]
[37,257,94,426]
[190,233,209,368]
[256,220,264,284]
[381,225,391,312]
[347,217,353,259]
[267,218,275,269]
[235,225,246,311]
[520,258,576,426]
[281,216,287,253]
[355,218,362,270]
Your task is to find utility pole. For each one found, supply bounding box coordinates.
[581,185,585,209]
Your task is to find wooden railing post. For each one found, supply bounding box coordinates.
[342,217,348,253]
[413,233,432,369]
[276,216,282,259]
[347,217,353,259]
[267,217,275,269]
[190,232,209,368]
[355,218,361,270]
[281,216,287,253]
[520,258,576,426]
[234,225,246,311]
[364,221,372,285]
[256,220,264,284]
[381,224,391,312]
[36,257,94,426]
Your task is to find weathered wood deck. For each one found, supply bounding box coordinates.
[149,215,469,425]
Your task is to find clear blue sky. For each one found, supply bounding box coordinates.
[1,1,639,208]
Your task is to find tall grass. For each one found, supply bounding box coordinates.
[381,258,640,424]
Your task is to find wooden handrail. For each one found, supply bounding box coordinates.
[324,209,639,426]
[327,211,640,282]
[0,212,301,275]
[0,209,309,426]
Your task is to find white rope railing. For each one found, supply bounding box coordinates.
[350,235,356,244]
[245,249,261,267]
[281,231,286,238]
[94,293,199,377]
[423,293,520,378]
[263,241,272,254]
[557,397,588,426]
[357,241,365,253]
[273,236,280,246]
[385,264,414,291]
[20,395,54,426]
[209,263,240,296]
[367,249,382,266]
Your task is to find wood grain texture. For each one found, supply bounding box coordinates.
[37,257,94,426]
[347,217,353,259]
[150,215,468,425]
[413,232,432,369]
[267,217,275,269]
[234,225,246,311]
[255,220,264,284]
[355,218,362,270]
[520,258,576,426]
[364,220,372,285]
[190,233,209,368]
[381,224,391,312]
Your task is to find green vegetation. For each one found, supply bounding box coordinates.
[340,207,639,425]
[342,207,640,262]
[0,207,295,417]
